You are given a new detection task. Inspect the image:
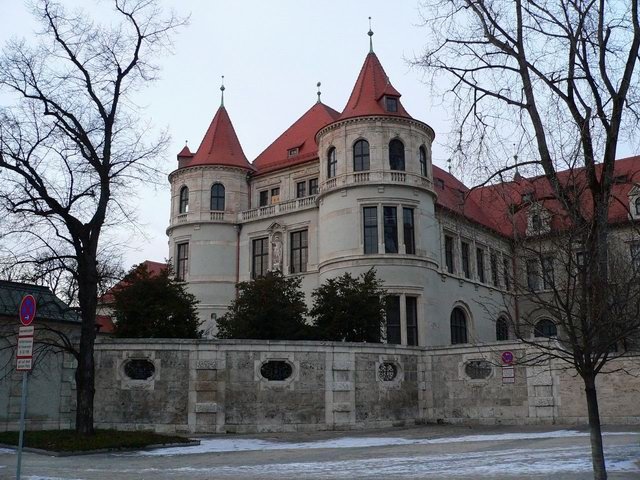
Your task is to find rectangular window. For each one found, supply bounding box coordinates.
[406,296,418,346]
[503,257,511,290]
[476,247,485,282]
[576,251,586,268]
[385,295,401,345]
[384,206,398,254]
[363,207,378,254]
[542,256,554,289]
[259,190,269,207]
[252,237,269,279]
[385,96,398,112]
[270,187,280,203]
[490,252,499,286]
[290,230,308,274]
[296,181,306,198]
[526,259,539,291]
[309,178,319,195]
[630,242,640,271]
[461,241,470,278]
[403,208,415,255]
[176,243,189,281]
[444,235,454,273]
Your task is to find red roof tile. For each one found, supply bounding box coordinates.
[339,52,412,121]
[253,102,340,174]
[179,106,253,170]
[96,315,115,334]
[177,145,193,158]
[99,260,168,305]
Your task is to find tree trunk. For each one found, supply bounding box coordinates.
[584,373,607,480]
[74,254,99,435]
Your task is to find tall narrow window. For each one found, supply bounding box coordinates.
[290,230,308,274]
[389,139,405,171]
[252,238,269,279]
[461,241,470,278]
[490,252,499,286]
[542,256,554,289]
[385,295,401,344]
[309,178,319,195]
[179,186,189,214]
[450,307,468,344]
[363,207,378,254]
[635,198,640,215]
[176,243,189,281]
[526,259,540,291]
[403,208,415,255]
[476,247,485,282]
[406,296,418,346]
[445,235,454,273]
[259,190,269,207]
[296,181,306,199]
[496,317,509,341]
[210,183,225,211]
[327,147,337,178]
[631,242,640,271]
[419,146,428,177]
[503,257,511,290]
[353,140,370,172]
[270,187,280,203]
[383,206,398,253]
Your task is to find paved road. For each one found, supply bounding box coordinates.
[1,425,639,479]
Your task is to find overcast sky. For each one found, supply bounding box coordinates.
[2,0,450,271]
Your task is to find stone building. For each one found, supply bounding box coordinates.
[166,34,640,346]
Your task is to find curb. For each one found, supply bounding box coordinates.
[0,440,200,457]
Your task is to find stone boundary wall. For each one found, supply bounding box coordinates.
[2,339,639,433]
[91,339,640,434]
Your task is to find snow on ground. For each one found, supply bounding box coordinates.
[134,429,639,456]
[0,448,15,454]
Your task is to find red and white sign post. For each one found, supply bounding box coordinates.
[16,294,36,480]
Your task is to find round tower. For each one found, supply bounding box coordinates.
[167,85,253,336]
[315,43,439,346]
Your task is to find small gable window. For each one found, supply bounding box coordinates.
[288,147,299,157]
[635,197,640,216]
[389,139,405,171]
[419,146,428,176]
[353,139,370,172]
[385,96,398,112]
[179,186,189,214]
[327,147,337,178]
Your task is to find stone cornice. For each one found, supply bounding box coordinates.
[316,115,436,143]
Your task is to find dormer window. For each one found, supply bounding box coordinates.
[635,197,640,215]
[288,147,299,157]
[527,204,550,236]
[531,213,542,231]
[385,96,398,112]
[435,178,445,189]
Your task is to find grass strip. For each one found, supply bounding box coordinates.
[0,429,193,452]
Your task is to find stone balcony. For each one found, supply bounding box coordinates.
[321,170,432,193]
[240,195,317,222]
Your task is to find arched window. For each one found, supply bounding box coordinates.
[496,317,509,341]
[210,183,225,211]
[353,140,370,172]
[419,146,428,176]
[635,197,640,215]
[327,147,337,178]
[450,307,468,344]
[179,186,189,214]
[389,139,405,171]
[534,319,557,338]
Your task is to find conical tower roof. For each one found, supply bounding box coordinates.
[339,52,412,121]
[178,106,253,170]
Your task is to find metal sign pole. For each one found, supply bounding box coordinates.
[16,370,29,479]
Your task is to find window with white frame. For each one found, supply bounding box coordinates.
[290,230,308,274]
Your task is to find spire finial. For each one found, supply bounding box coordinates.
[368,17,374,53]
[220,75,225,107]
[316,82,322,103]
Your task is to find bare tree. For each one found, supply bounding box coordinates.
[416,1,640,478]
[0,0,186,435]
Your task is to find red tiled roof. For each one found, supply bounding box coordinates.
[179,106,253,171]
[177,145,193,158]
[339,52,412,121]
[96,315,115,334]
[444,155,640,237]
[99,260,168,305]
[253,102,340,174]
